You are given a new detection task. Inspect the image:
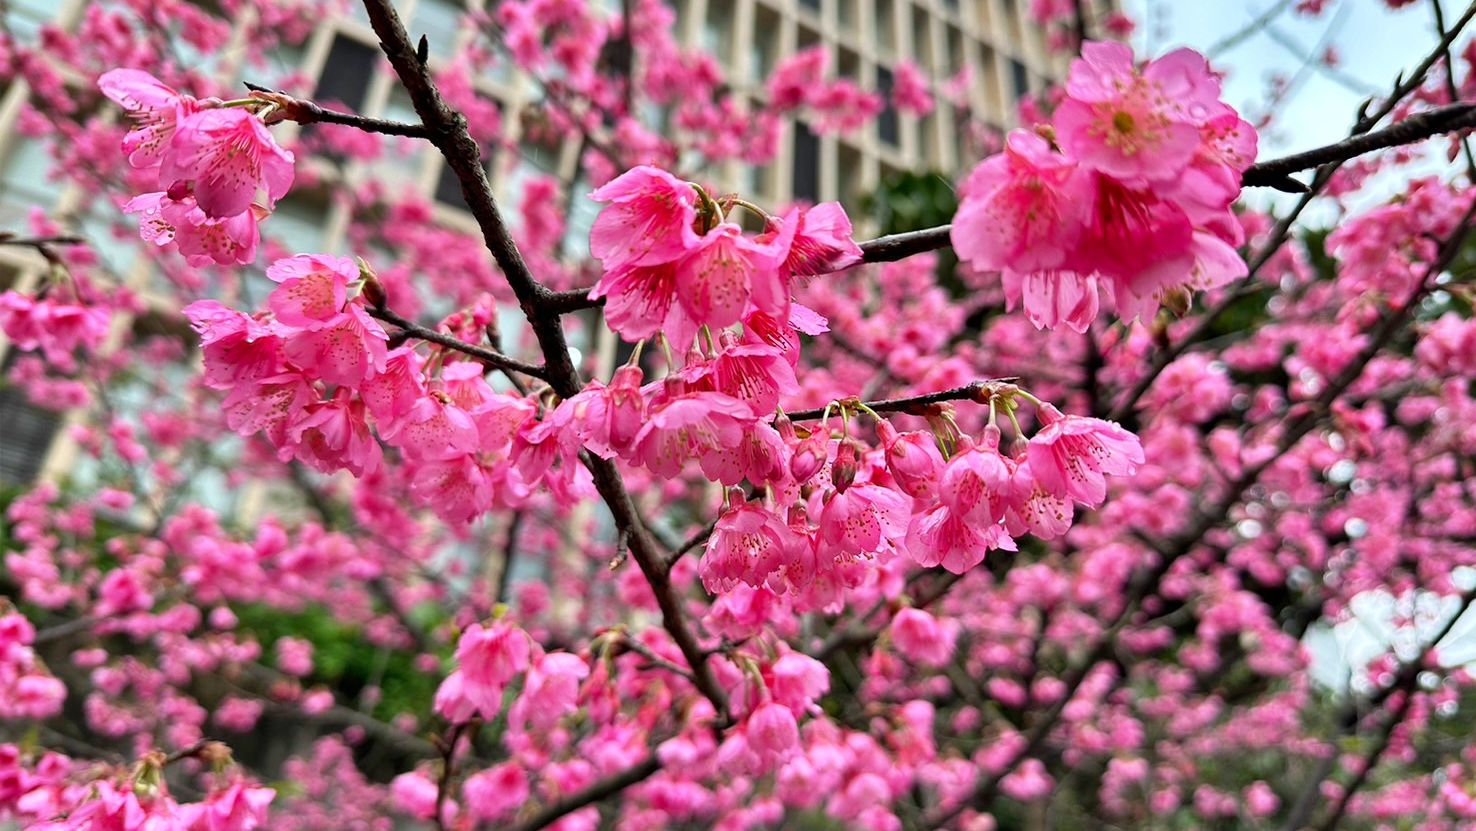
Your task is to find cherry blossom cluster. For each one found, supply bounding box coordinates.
[0,287,109,371]
[2,742,274,831]
[588,165,861,345]
[100,69,294,268]
[698,392,1144,606]
[951,41,1257,331]
[0,608,66,721]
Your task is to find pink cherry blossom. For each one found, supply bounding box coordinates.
[588,164,699,269]
[266,255,356,327]
[449,621,531,720]
[1026,404,1145,506]
[462,762,529,822]
[629,389,756,478]
[162,107,295,218]
[951,131,1090,274]
[889,608,958,668]
[700,497,802,593]
[97,68,203,168]
[1053,42,1215,183]
[818,481,910,559]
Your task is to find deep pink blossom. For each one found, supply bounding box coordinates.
[448,621,531,720]
[630,389,756,478]
[1026,404,1145,506]
[700,496,802,593]
[266,255,356,327]
[1054,42,1218,183]
[588,165,699,269]
[98,68,203,168]
[889,607,958,668]
[162,107,295,218]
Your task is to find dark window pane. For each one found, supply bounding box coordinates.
[792,121,820,204]
[876,66,899,146]
[315,35,377,112]
[1010,59,1030,100]
[799,0,820,10]
[0,352,61,485]
[434,150,500,211]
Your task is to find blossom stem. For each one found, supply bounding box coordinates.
[723,197,772,225]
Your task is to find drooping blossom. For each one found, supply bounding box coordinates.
[440,621,531,721]
[952,41,1255,328]
[1026,404,1145,506]
[700,495,803,593]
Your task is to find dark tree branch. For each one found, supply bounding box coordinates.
[1241,102,1476,188]
[360,0,730,733]
[367,306,548,380]
[245,83,431,138]
[503,756,662,831]
[784,380,997,422]
[0,233,85,247]
[662,519,716,572]
[495,511,525,605]
[1430,0,1476,183]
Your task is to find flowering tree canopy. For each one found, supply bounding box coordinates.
[3,0,1476,829]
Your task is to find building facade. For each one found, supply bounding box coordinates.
[0,0,1071,493]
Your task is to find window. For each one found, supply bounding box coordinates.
[837,143,864,213]
[0,137,55,228]
[799,0,821,13]
[874,0,895,56]
[911,8,931,71]
[876,66,899,147]
[411,0,465,57]
[838,1,857,36]
[268,191,331,254]
[701,0,734,68]
[797,25,822,52]
[750,7,781,84]
[0,350,62,485]
[792,121,820,204]
[947,26,965,74]
[315,35,379,113]
[1010,59,1031,101]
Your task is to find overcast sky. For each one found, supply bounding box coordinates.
[1123,0,1465,215]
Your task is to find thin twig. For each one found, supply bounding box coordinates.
[1241,102,1476,188]
[784,380,996,422]
[662,519,717,572]
[245,82,431,138]
[368,306,548,379]
[495,511,525,605]
[503,756,662,831]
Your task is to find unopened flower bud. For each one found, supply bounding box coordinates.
[790,432,827,484]
[357,258,387,310]
[831,440,860,493]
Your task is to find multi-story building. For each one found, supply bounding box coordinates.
[0,0,1072,494]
